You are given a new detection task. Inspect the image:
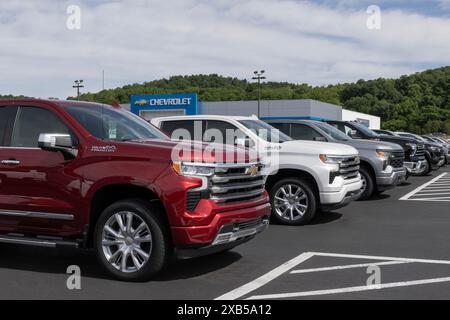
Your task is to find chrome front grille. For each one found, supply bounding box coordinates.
[389,151,405,168]
[210,163,265,204]
[415,144,425,158]
[339,156,360,180]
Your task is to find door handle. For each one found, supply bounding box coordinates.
[1,159,21,165]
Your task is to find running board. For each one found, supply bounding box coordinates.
[0,234,79,248]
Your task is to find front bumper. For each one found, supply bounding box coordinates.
[321,188,363,211]
[175,213,270,259]
[376,168,407,190]
[404,160,427,175]
[171,197,271,248]
[320,178,362,206]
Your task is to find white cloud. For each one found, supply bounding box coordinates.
[0,0,449,99]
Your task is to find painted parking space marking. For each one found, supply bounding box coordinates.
[400,173,450,201]
[290,260,410,274]
[247,277,450,300]
[216,252,450,300]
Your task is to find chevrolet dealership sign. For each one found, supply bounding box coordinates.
[130,93,198,115]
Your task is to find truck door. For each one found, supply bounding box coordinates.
[0,105,82,237]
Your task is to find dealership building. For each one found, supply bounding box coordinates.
[121,93,381,129]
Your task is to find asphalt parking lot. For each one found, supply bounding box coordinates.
[1,166,450,300]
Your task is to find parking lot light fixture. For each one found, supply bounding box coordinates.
[252,70,266,118]
[73,79,84,100]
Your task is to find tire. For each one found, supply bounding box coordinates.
[418,158,431,176]
[358,167,375,201]
[269,177,318,225]
[94,198,172,282]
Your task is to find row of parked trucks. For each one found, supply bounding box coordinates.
[0,99,447,281]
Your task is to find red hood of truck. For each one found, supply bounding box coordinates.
[121,139,257,164]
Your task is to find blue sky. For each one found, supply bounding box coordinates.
[0,0,449,99]
[315,0,450,16]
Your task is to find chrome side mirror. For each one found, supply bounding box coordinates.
[38,134,78,157]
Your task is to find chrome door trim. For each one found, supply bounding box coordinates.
[0,209,74,221]
[1,160,21,165]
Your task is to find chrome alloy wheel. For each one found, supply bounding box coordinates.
[273,184,309,221]
[102,212,153,273]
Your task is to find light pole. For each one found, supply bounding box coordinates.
[252,70,266,118]
[73,80,84,100]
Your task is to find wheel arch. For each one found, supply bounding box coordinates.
[359,159,377,192]
[265,168,320,197]
[85,184,166,247]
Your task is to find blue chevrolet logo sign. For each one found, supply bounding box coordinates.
[130,93,198,116]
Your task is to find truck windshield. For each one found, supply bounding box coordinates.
[239,120,292,143]
[422,136,436,143]
[314,122,349,141]
[401,133,426,142]
[351,122,379,138]
[63,105,168,141]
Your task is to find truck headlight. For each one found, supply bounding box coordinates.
[172,162,215,177]
[376,149,391,159]
[319,154,349,164]
[429,146,439,152]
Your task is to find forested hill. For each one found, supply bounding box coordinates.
[74,67,450,133]
[2,67,450,133]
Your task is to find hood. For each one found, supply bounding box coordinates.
[425,141,444,148]
[379,135,417,144]
[121,139,255,164]
[349,139,404,152]
[281,140,358,156]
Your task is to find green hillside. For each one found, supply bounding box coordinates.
[73,67,450,134]
[3,67,450,134]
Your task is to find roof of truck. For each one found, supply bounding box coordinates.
[265,119,322,124]
[152,115,259,122]
[0,99,115,109]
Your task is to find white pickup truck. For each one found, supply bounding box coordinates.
[152,115,363,225]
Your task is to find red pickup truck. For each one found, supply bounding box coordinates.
[0,99,270,281]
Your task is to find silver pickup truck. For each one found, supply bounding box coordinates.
[267,120,407,200]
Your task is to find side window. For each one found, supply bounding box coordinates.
[0,107,9,146]
[205,120,241,145]
[269,123,290,136]
[290,124,322,141]
[64,105,103,139]
[205,120,249,145]
[11,107,71,148]
[161,120,205,141]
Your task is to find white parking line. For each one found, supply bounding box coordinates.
[247,277,450,300]
[414,192,450,196]
[217,251,450,300]
[214,252,314,300]
[400,173,449,201]
[290,260,410,274]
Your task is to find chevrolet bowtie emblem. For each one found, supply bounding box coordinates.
[246,166,258,176]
